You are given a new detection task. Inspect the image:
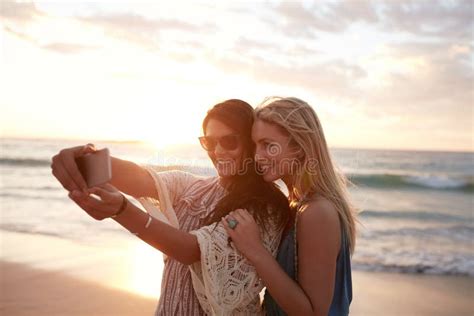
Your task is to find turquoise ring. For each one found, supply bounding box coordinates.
[227,218,238,229]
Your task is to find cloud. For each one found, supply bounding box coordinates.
[4,25,98,54]
[344,43,473,141]
[2,2,98,55]
[77,12,215,50]
[235,36,324,59]
[79,12,198,33]
[4,6,214,53]
[211,30,472,140]
[42,42,98,54]
[271,0,378,37]
[380,0,473,40]
[234,37,281,53]
[212,53,366,100]
[269,0,472,43]
[3,25,36,43]
[375,41,473,106]
[0,0,43,21]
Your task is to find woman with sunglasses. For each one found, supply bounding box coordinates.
[222,97,357,316]
[51,99,290,315]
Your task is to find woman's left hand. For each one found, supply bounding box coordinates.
[68,183,123,221]
[222,208,268,263]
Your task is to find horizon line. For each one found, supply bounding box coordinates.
[1,136,473,154]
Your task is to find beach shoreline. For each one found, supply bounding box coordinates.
[0,231,474,316]
[1,257,473,315]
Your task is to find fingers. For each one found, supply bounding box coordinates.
[223,208,255,234]
[69,190,91,202]
[51,145,91,192]
[98,183,118,192]
[80,143,97,156]
[60,148,88,192]
[70,190,116,214]
[231,211,246,225]
[88,186,117,204]
[221,219,235,249]
[83,194,111,211]
[228,208,251,224]
[221,217,236,238]
[235,208,254,222]
[68,192,108,220]
[88,186,109,199]
[52,155,80,192]
[221,217,231,231]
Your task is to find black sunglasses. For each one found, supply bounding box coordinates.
[198,134,240,151]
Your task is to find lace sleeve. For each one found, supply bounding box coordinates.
[189,219,283,315]
[142,167,200,206]
[139,167,201,224]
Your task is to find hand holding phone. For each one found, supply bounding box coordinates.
[75,148,112,188]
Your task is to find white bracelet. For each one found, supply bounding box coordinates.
[145,214,153,228]
[130,215,153,237]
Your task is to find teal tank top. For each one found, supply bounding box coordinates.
[263,226,352,315]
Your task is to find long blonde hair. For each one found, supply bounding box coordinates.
[255,97,357,253]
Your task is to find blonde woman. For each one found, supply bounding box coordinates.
[223,97,356,316]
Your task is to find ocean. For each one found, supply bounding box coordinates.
[1,138,473,276]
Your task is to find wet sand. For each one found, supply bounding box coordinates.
[1,231,473,315]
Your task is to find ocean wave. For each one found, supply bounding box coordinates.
[352,261,474,276]
[5,185,61,191]
[359,210,467,222]
[353,241,474,276]
[0,157,216,174]
[349,173,474,192]
[0,192,66,201]
[0,157,51,167]
[3,155,472,192]
[360,224,474,243]
[0,225,65,239]
[0,224,128,243]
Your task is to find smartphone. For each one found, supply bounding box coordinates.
[75,148,112,188]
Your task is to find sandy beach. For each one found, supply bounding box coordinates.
[1,231,473,316]
[351,270,473,316]
[0,261,156,316]
[2,261,473,316]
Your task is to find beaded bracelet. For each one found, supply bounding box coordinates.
[110,196,153,237]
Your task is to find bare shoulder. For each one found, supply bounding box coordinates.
[297,197,341,257]
[298,197,340,229]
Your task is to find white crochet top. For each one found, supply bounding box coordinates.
[139,166,283,316]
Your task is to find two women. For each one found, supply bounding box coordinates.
[51,99,290,315]
[52,96,357,316]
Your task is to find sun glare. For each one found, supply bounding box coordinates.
[129,241,164,298]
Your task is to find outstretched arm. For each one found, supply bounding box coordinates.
[69,184,200,265]
[223,203,341,316]
[110,156,156,198]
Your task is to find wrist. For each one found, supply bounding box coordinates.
[111,195,127,219]
[247,244,270,264]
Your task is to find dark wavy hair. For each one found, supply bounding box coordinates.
[203,99,290,232]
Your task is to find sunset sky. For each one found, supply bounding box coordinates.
[1,0,472,151]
